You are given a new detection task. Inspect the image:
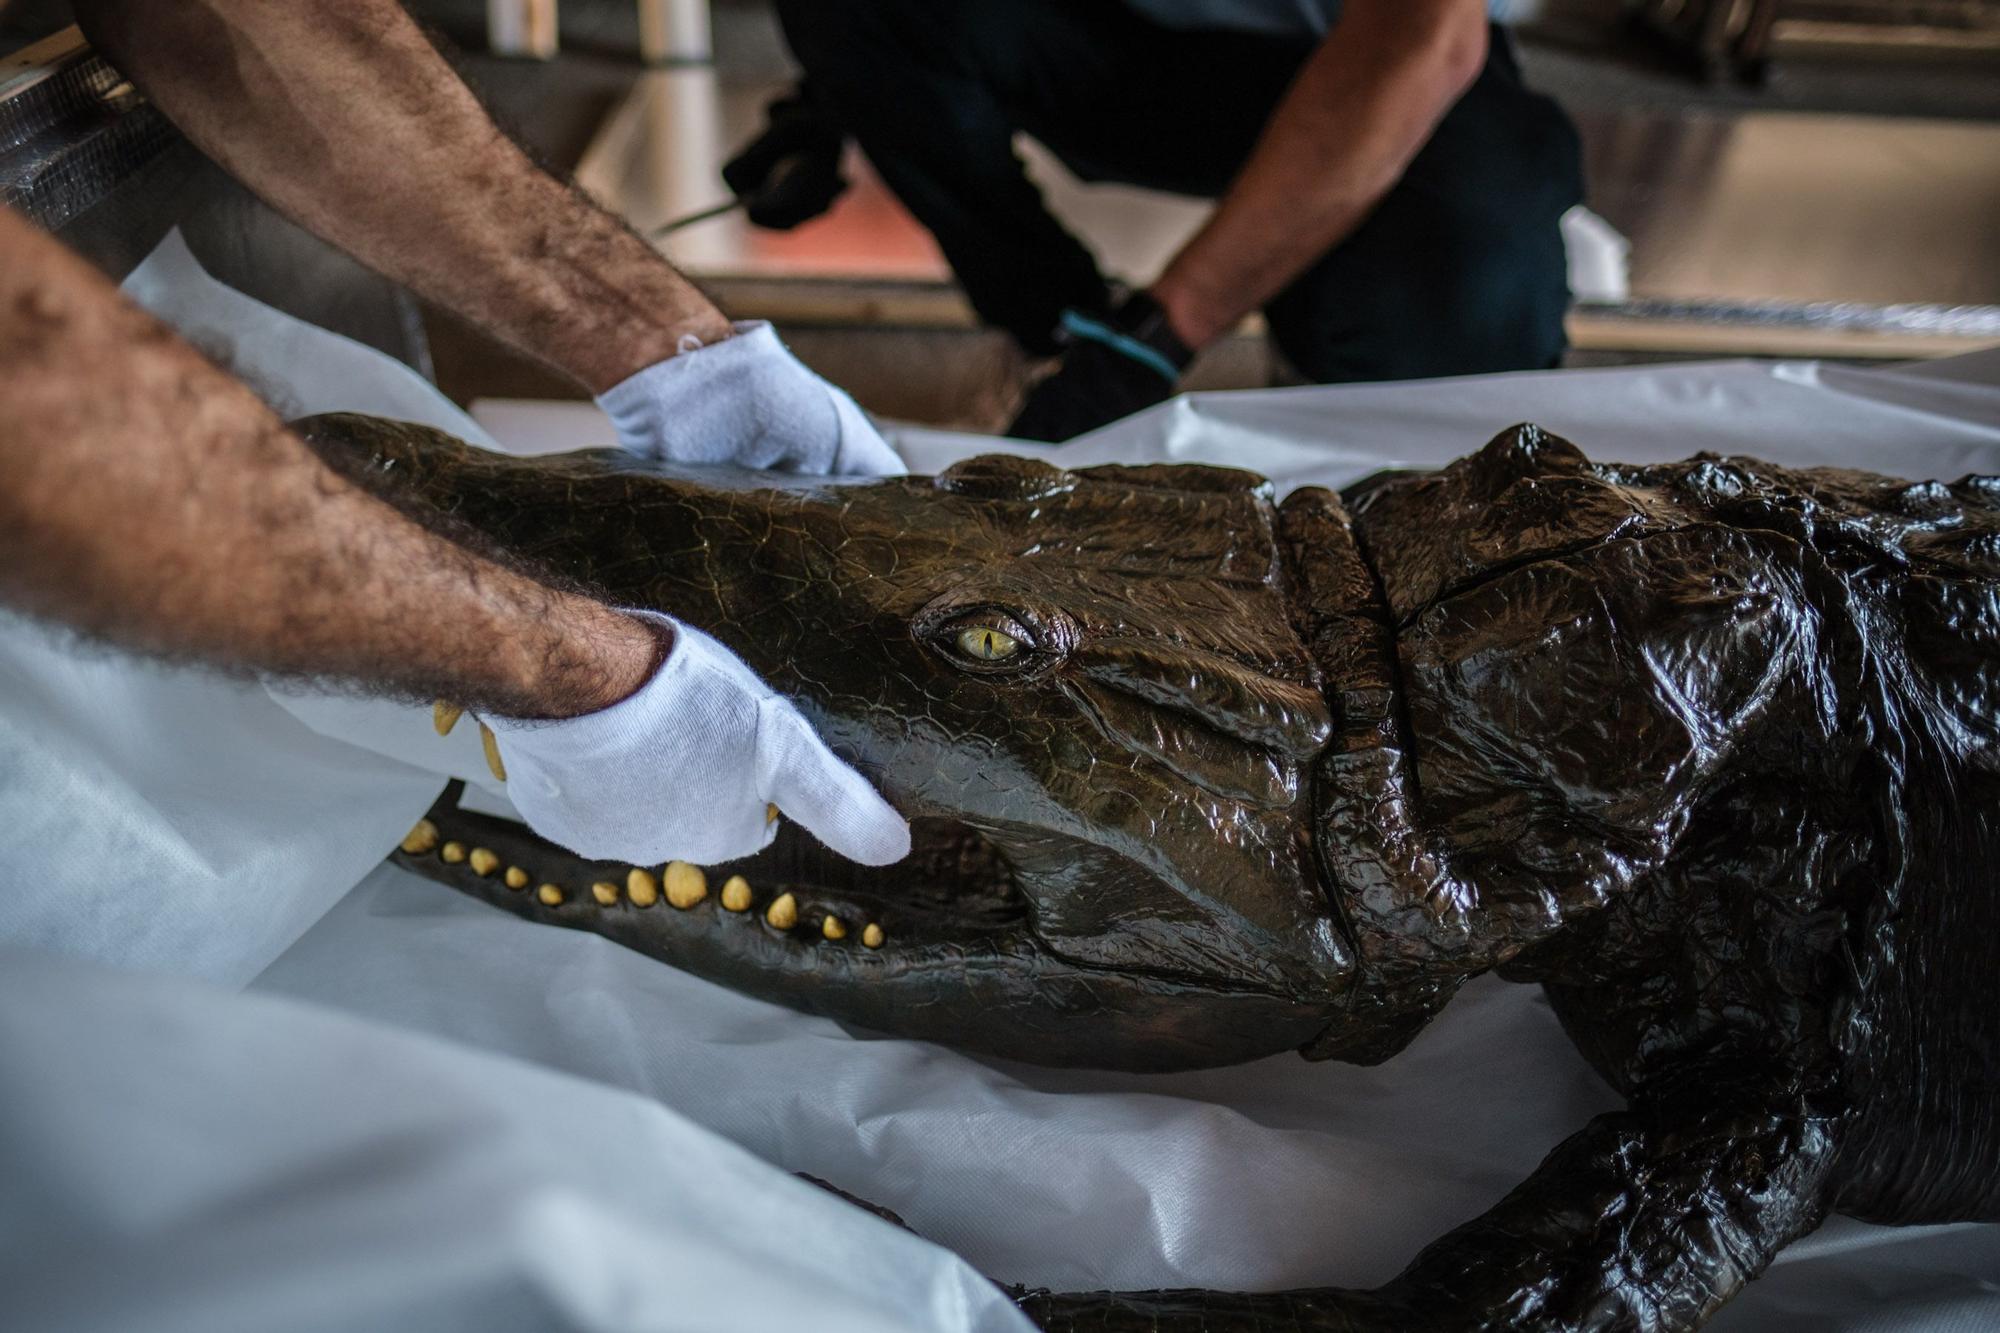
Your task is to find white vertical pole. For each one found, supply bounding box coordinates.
[487,0,559,59]
[638,0,712,64]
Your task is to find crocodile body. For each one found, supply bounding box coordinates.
[301,414,2000,1331]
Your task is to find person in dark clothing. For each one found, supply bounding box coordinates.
[727,0,1583,440]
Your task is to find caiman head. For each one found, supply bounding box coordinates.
[301,413,1362,1072]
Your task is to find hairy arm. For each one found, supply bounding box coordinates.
[1150,0,1489,348]
[70,0,731,393]
[0,206,657,719]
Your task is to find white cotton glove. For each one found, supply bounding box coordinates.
[595,320,906,476]
[481,612,909,867]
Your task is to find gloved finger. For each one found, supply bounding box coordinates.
[756,704,910,866]
[827,390,907,477]
[684,806,780,867]
[653,796,779,868]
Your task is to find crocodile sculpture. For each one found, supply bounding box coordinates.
[300,412,2000,1332]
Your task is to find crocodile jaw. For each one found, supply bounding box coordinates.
[401,795,1344,1073]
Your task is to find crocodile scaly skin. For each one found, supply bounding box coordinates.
[303,415,2000,1330]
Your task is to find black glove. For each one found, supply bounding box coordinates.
[721,86,849,230]
[1005,292,1195,443]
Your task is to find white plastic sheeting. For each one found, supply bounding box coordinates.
[0,948,1022,1333]
[0,232,481,986]
[893,353,2000,491]
[3,232,1999,1330]
[257,865,2000,1331]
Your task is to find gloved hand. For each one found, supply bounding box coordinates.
[722,87,848,230]
[596,320,905,475]
[1006,292,1196,443]
[483,611,910,867]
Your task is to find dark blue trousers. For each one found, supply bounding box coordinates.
[774,0,1582,381]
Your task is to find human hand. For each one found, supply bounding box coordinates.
[1005,292,1196,443]
[721,86,850,230]
[596,321,904,476]
[481,612,910,867]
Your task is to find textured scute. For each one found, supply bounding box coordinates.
[1257,424,2000,1330]
[1323,425,2000,1216]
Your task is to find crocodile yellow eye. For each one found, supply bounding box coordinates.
[919,605,1056,676]
[956,626,1021,661]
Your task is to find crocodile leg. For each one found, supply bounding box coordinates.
[1012,1089,1838,1332]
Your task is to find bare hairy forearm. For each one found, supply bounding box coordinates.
[71,0,729,393]
[0,208,657,718]
[1151,0,1489,348]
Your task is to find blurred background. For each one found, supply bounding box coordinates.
[4,0,1996,429]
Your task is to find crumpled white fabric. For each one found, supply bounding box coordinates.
[485,611,908,866]
[0,230,467,987]
[0,946,1027,1333]
[255,863,2000,1331]
[893,355,2000,491]
[0,616,438,986]
[596,320,906,476]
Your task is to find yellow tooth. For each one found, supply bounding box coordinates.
[591,880,620,906]
[720,875,753,912]
[766,803,779,826]
[400,819,440,855]
[537,883,564,906]
[440,841,467,864]
[468,847,500,876]
[626,868,659,908]
[822,915,847,941]
[664,861,707,909]
[504,866,530,890]
[479,722,507,782]
[862,923,884,949]
[765,892,798,930]
[433,700,463,736]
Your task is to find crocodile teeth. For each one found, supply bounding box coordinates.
[591,880,620,906]
[862,923,884,949]
[626,868,659,908]
[822,915,847,941]
[479,723,507,782]
[433,700,463,736]
[537,883,564,906]
[503,866,530,890]
[468,847,500,877]
[400,819,440,855]
[440,841,467,864]
[720,875,752,912]
[664,862,708,909]
[765,892,798,930]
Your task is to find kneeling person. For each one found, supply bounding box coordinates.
[732,0,1582,440]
